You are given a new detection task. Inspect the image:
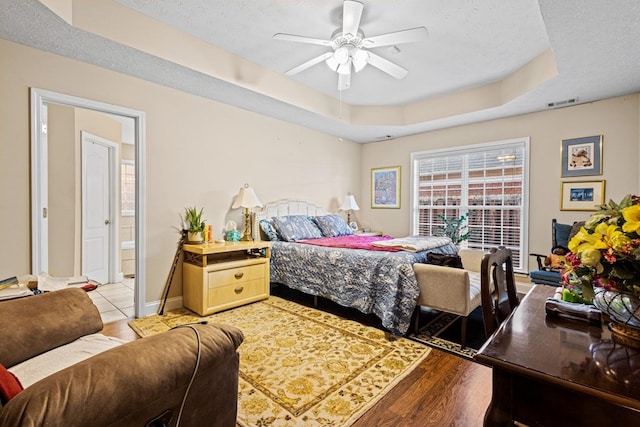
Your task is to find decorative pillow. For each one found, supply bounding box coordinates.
[259,219,281,241]
[0,363,23,405]
[313,215,354,237]
[427,252,464,269]
[271,215,323,242]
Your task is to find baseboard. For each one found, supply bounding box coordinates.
[142,296,183,317]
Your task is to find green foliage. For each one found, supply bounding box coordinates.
[437,212,471,245]
[184,206,205,232]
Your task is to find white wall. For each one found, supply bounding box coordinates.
[362,94,640,269]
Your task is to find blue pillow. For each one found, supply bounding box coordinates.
[313,215,354,237]
[271,215,323,242]
[259,219,281,241]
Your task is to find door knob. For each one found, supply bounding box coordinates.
[104,219,111,225]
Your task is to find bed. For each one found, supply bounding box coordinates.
[254,199,457,335]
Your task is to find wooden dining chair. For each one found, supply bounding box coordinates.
[480,247,520,338]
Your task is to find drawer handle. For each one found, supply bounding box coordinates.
[234,272,244,279]
[234,286,244,294]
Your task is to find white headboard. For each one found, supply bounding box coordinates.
[254,199,329,240]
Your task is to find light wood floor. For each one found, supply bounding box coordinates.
[101,317,492,427]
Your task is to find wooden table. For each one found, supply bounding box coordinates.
[475,285,640,426]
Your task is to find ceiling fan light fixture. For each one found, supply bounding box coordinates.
[334,46,350,64]
[352,49,369,72]
[325,55,339,71]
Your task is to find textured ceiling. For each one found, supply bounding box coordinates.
[1,0,640,143]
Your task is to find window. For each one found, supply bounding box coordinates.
[121,160,135,217]
[411,138,529,271]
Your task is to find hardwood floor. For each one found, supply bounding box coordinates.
[353,349,491,427]
[101,316,492,427]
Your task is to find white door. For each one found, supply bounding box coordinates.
[82,136,111,284]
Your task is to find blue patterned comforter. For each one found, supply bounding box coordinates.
[269,240,458,335]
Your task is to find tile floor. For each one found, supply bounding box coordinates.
[88,277,135,324]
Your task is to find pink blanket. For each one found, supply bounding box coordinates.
[298,235,400,252]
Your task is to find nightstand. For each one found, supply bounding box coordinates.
[356,230,383,236]
[182,240,271,316]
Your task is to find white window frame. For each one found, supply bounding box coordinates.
[121,159,135,217]
[410,137,530,272]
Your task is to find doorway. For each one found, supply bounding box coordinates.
[30,88,146,318]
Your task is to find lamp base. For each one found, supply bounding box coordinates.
[241,209,253,241]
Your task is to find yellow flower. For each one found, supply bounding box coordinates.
[622,205,640,234]
[568,225,608,253]
[611,231,631,251]
[580,248,602,269]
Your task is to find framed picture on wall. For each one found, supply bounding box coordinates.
[561,135,603,177]
[371,166,401,209]
[560,180,605,211]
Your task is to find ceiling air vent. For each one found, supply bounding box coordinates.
[547,97,578,108]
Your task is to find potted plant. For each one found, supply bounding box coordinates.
[437,212,471,246]
[184,206,205,243]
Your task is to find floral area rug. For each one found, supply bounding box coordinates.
[128,296,431,427]
[408,307,487,360]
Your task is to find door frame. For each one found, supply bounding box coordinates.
[81,131,120,284]
[31,88,146,318]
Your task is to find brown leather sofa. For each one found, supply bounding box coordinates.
[0,288,243,427]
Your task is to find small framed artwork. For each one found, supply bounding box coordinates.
[561,135,603,177]
[560,180,605,211]
[371,166,401,209]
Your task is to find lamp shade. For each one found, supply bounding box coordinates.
[231,184,263,209]
[340,194,360,211]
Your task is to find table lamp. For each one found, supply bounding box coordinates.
[232,184,263,241]
[340,194,360,228]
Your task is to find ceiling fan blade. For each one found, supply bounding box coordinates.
[273,33,333,47]
[366,52,408,79]
[342,0,364,37]
[285,52,334,76]
[338,68,352,91]
[362,27,428,48]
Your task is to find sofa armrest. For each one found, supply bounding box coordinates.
[414,263,472,315]
[0,322,244,427]
[0,288,103,368]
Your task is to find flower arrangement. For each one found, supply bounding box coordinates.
[562,194,640,303]
[437,212,471,245]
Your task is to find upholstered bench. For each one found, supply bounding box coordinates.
[413,249,485,348]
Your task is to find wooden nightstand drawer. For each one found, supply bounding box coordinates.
[208,279,266,309]
[207,263,266,288]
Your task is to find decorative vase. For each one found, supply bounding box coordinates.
[593,287,640,348]
[187,231,204,244]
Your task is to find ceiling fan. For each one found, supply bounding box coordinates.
[273,0,428,91]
